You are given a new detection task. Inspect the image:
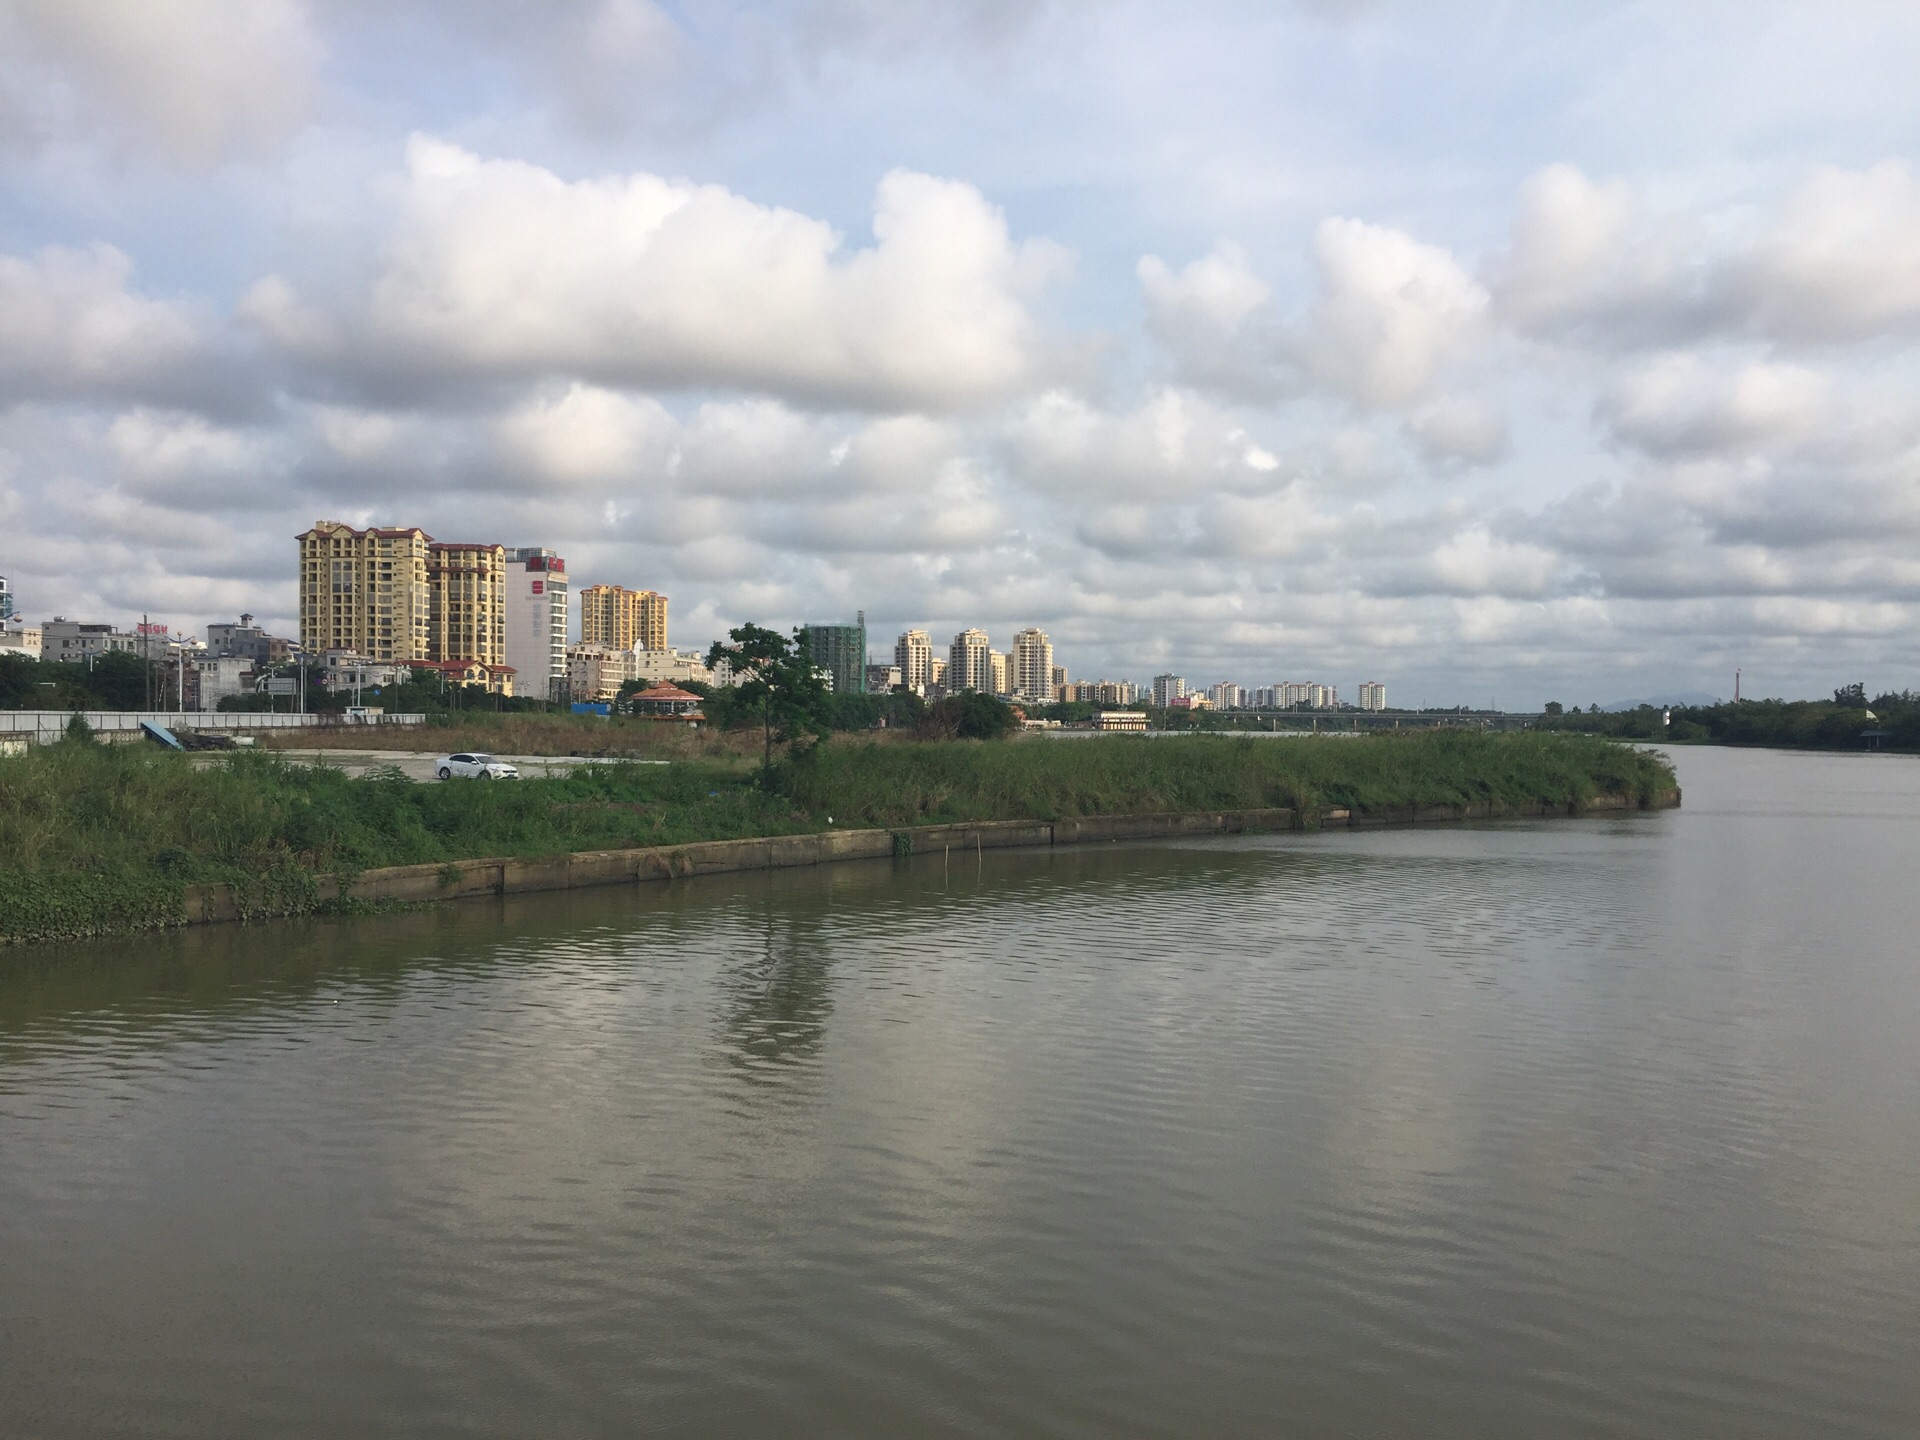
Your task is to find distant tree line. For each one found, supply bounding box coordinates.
[1536,686,1920,749]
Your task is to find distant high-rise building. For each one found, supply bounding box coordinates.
[0,570,12,621]
[505,548,570,702]
[580,584,667,652]
[298,521,432,662]
[1208,681,1244,709]
[1051,664,1067,695]
[1009,627,1054,701]
[949,628,992,693]
[804,612,867,695]
[1152,673,1187,708]
[1358,681,1387,711]
[929,657,947,691]
[895,629,934,693]
[988,650,1009,696]
[1061,679,1137,706]
[428,542,508,666]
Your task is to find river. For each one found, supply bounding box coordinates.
[2,745,1916,1438]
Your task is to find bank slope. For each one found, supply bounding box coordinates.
[0,732,1676,944]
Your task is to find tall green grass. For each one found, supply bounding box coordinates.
[783,730,1675,827]
[0,742,804,942]
[0,731,1674,944]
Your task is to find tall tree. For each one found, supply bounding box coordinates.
[705,623,833,773]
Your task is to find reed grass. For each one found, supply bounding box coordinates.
[0,730,1674,944]
[785,730,1676,827]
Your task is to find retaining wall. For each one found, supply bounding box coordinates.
[0,711,428,746]
[178,787,1680,928]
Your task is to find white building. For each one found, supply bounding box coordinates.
[1152,673,1187,708]
[894,629,934,694]
[1010,627,1055,702]
[949,628,992,693]
[504,547,570,703]
[321,651,409,693]
[41,619,140,663]
[1094,710,1149,731]
[1208,681,1244,709]
[567,644,712,702]
[195,655,257,709]
[0,622,42,661]
[0,571,12,621]
[867,663,903,692]
[1358,681,1387,711]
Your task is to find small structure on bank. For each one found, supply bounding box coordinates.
[628,682,704,722]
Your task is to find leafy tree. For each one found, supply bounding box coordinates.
[1834,682,1867,706]
[920,691,1017,740]
[705,623,833,772]
[87,650,151,711]
[1543,701,1564,716]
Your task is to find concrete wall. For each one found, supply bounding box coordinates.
[0,710,429,745]
[179,788,1679,928]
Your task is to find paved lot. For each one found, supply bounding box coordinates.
[192,749,665,781]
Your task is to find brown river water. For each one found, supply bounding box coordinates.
[1,744,1917,1437]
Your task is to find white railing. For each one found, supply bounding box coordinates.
[0,711,428,745]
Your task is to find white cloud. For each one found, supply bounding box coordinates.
[253,139,1063,412]
[1598,356,1831,457]
[1486,164,1716,346]
[1299,217,1487,410]
[1138,243,1283,399]
[0,244,211,405]
[1407,395,1508,467]
[1,0,321,165]
[1743,162,1920,341]
[496,384,675,487]
[1428,526,1559,599]
[1005,387,1277,498]
[1140,221,1486,411]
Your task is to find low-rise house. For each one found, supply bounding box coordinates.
[418,658,516,696]
[1094,710,1149,732]
[321,651,408,693]
[567,644,711,701]
[627,682,704,721]
[195,655,256,709]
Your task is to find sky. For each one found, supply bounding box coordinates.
[4,0,1920,706]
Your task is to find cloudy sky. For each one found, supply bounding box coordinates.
[4,0,1920,704]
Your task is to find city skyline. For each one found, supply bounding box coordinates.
[3,5,1919,705]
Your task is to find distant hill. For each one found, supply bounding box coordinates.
[1601,692,1723,712]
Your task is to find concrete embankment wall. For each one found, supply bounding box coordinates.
[179,788,1679,928]
[0,711,428,747]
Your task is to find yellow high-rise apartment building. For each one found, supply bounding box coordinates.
[579,584,668,651]
[428,542,507,666]
[298,521,506,667]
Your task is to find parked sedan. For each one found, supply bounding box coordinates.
[435,752,519,780]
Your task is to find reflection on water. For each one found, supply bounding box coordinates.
[2,746,1919,1439]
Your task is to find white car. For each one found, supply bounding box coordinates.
[435,752,519,781]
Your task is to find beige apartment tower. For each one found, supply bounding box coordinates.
[894,629,934,693]
[298,522,432,662]
[949,628,992,693]
[1010,627,1055,702]
[580,584,668,652]
[429,542,508,666]
[298,522,507,666]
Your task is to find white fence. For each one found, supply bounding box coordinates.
[0,711,428,746]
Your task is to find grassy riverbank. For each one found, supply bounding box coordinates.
[0,731,1675,944]
[786,730,1675,826]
